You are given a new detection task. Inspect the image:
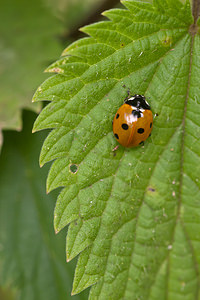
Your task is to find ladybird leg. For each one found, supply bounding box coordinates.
[139,141,144,146]
[112,145,119,152]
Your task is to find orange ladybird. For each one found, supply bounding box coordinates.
[112,94,153,147]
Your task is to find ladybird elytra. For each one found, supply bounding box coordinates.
[112,94,153,147]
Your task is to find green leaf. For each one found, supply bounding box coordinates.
[0,0,63,137]
[0,111,88,300]
[33,0,200,299]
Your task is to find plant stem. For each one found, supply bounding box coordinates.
[192,0,200,24]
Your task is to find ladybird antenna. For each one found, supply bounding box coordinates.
[124,87,132,102]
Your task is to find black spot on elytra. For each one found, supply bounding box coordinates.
[114,133,119,139]
[150,122,152,128]
[132,110,142,118]
[122,123,129,130]
[116,113,119,119]
[137,128,144,134]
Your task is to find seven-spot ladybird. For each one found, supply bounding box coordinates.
[112,94,153,147]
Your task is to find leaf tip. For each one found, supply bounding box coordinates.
[39,157,44,168]
[66,256,70,263]
[71,284,80,296]
[54,217,60,234]
[71,288,79,296]
[79,26,86,34]
[101,10,108,17]
[66,252,73,262]
[32,122,39,134]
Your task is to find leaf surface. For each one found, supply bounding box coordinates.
[33,1,200,299]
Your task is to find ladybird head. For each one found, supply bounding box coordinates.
[125,94,150,110]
